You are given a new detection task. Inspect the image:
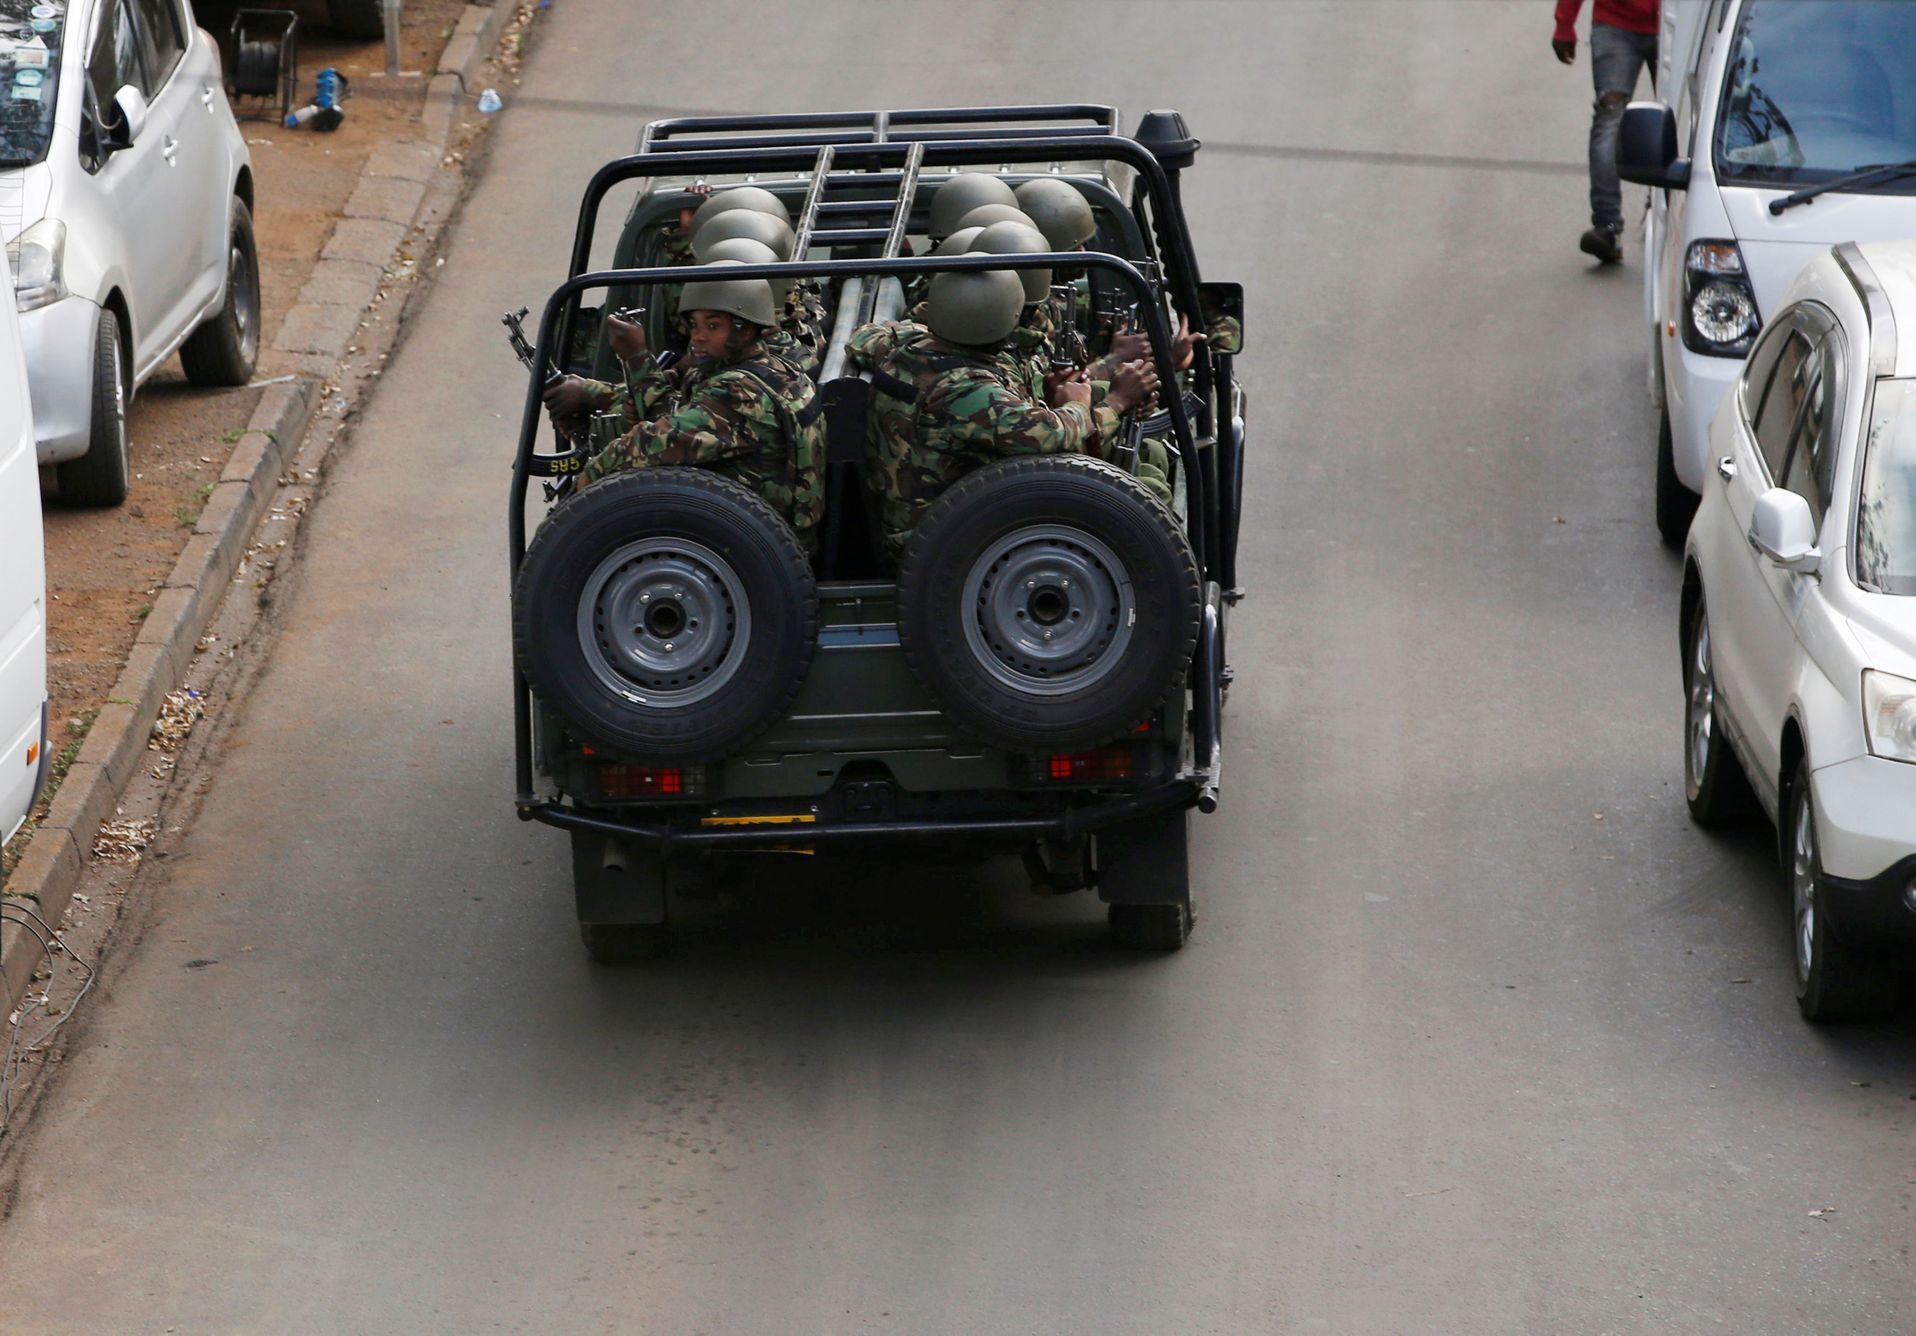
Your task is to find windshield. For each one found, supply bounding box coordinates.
[1715,0,1916,192]
[0,0,70,167]
[1856,379,1916,595]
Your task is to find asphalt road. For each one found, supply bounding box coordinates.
[2,3,1912,1331]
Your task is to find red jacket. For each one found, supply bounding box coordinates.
[1554,0,1659,43]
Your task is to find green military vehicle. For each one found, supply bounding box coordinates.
[506,105,1248,961]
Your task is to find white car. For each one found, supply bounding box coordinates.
[1,0,257,506]
[1681,240,1916,1023]
[0,247,48,850]
[1619,0,1916,546]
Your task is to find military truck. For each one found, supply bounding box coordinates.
[506,105,1248,961]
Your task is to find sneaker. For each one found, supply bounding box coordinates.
[1580,224,1624,265]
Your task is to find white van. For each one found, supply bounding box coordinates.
[1,247,48,849]
[1620,0,1916,545]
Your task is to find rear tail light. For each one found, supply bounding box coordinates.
[596,764,708,800]
[1043,747,1135,782]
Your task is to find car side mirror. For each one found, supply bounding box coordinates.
[1749,488,1820,573]
[1196,281,1243,354]
[1616,102,1690,190]
[107,84,149,150]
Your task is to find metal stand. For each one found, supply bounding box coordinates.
[369,0,423,79]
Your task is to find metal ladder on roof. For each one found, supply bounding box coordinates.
[787,133,927,328]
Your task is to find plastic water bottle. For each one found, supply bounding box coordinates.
[476,88,502,114]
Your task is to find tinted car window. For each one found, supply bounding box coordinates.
[1856,379,1916,595]
[129,0,183,92]
[1780,340,1842,524]
[1751,330,1812,479]
[86,0,143,112]
[1740,313,1796,420]
[1715,0,1916,192]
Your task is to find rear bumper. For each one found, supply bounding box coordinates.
[519,778,1201,851]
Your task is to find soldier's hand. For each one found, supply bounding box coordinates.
[1171,313,1205,371]
[606,312,649,363]
[1552,36,1576,64]
[1106,328,1149,364]
[677,181,715,235]
[1106,359,1160,415]
[542,374,601,421]
[1048,372,1092,411]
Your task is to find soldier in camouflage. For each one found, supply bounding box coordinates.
[849,268,1159,559]
[542,270,826,555]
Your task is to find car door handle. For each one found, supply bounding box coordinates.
[201,85,215,108]
[161,135,178,162]
[1717,456,1737,482]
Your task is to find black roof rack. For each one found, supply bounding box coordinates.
[636,105,1122,155]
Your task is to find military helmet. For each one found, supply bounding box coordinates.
[932,225,986,256]
[968,221,1052,305]
[690,185,792,233]
[692,209,796,261]
[925,269,1024,347]
[1014,178,1097,249]
[697,236,797,302]
[927,172,1017,240]
[680,260,778,329]
[953,203,1036,235]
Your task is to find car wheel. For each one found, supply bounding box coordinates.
[180,198,261,388]
[1109,902,1190,951]
[1655,408,1697,548]
[512,469,818,763]
[580,922,670,964]
[896,454,1201,752]
[1682,595,1751,825]
[1788,760,1896,1023]
[55,308,130,507]
[325,0,387,39]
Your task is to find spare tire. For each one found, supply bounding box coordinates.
[513,470,817,763]
[896,455,1201,752]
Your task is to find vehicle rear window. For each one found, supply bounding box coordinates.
[0,0,69,168]
[1715,0,1916,192]
[1856,378,1916,595]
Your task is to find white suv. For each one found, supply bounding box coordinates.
[1620,0,1916,545]
[0,247,47,850]
[1,0,257,506]
[1681,240,1916,1023]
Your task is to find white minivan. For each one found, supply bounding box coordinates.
[1,248,49,852]
[1,0,257,507]
[1619,0,1916,545]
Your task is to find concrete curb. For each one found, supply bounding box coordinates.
[2,1,515,1017]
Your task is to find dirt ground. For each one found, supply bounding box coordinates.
[31,0,474,810]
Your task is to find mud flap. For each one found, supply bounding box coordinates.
[1095,808,1191,906]
[570,829,668,926]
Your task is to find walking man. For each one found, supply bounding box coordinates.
[1553,0,1659,264]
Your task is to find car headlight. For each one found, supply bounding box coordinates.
[1682,239,1760,358]
[1862,670,1916,765]
[7,218,68,313]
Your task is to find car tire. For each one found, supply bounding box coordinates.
[895,455,1201,752]
[513,469,818,763]
[1788,760,1897,1024]
[1682,595,1751,825]
[55,308,130,507]
[1109,902,1190,951]
[326,0,387,39]
[180,198,261,388]
[580,922,670,964]
[1656,408,1696,548]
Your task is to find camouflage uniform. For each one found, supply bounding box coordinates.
[577,345,826,555]
[846,320,1121,558]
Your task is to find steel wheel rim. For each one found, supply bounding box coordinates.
[1792,783,1817,986]
[577,537,750,707]
[961,523,1135,697]
[1686,613,1714,799]
[230,239,259,365]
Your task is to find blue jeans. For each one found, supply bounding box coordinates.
[1589,22,1659,229]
